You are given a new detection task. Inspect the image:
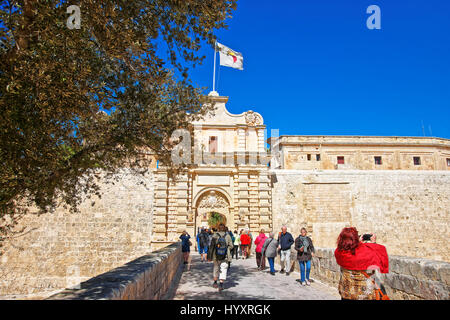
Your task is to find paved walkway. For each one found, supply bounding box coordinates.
[171,252,340,300]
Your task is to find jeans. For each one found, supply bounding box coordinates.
[232,246,239,259]
[280,249,291,271]
[256,252,265,269]
[267,257,275,273]
[299,260,311,282]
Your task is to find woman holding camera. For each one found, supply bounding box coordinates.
[179,230,191,265]
[334,227,389,300]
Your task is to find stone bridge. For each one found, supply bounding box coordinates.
[47,242,449,300]
[170,252,339,300]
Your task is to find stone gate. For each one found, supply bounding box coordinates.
[150,91,273,250]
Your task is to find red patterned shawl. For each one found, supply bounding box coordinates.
[334,243,389,273]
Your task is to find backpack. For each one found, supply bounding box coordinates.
[215,234,228,260]
[229,231,235,243]
[199,232,209,247]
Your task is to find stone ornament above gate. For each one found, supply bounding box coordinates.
[245,110,263,126]
[197,191,229,209]
[192,92,265,127]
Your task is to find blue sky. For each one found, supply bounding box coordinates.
[188,0,450,138]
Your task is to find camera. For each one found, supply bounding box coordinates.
[362,234,373,241]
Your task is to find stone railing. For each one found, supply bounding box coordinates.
[47,242,183,300]
[308,248,449,300]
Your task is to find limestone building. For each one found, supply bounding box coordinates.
[269,135,450,170]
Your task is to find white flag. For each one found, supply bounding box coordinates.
[216,42,243,70]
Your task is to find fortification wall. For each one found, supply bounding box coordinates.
[271,170,450,262]
[47,243,182,300]
[1,168,449,298]
[0,170,154,298]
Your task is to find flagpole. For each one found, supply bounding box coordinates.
[213,41,217,92]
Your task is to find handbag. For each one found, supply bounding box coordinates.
[361,271,390,300]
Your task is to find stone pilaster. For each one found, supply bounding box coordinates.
[257,128,265,152]
[175,174,189,234]
[152,172,169,243]
[232,172,240,230]
[237,127,246,151]
[258,172,272,231]
[166,179,178,242]
[248,172,260,232]
[237,172,249,229]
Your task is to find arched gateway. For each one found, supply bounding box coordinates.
[150,92,273,250]
[195,189,232,231]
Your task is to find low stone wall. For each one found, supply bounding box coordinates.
[47,242,182,300]
[307,248,449,300]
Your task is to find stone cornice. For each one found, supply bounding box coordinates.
[267,135,450,149]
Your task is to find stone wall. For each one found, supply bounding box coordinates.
[0,170,154,298]
[2,167,449,298]
[47,242,182,300]
[308,248,449,300]
[271,169,450,262]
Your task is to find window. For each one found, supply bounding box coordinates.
[413,157,421,165]
[209,136,217,153]
[307,154,311,161]
[374,156,382,165]
[316,154,321,161]
[447,158,450,167]
[337,156,345,164]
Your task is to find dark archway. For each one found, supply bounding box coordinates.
[208,212,227,230]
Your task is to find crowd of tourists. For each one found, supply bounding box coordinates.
[179,224,389,299]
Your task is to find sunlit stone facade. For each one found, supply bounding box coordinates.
[150,92,272,250]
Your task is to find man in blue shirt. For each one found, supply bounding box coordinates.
[277,226,294,276]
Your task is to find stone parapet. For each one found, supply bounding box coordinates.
[47,243,183,300]
[308,248,450,300]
